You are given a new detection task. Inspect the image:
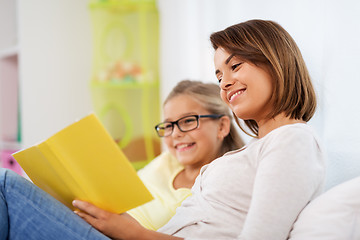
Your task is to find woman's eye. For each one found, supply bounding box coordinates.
[231,63,241,70]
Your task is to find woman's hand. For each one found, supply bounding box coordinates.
[72,200,145,240]
[72,200,183,240]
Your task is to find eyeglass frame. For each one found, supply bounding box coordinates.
[154,114,224,137]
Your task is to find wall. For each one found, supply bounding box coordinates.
[157,0,360,189]
[18,0,93,147]
[320,0,360,188]
[157,0,328,134]
[13,0,360,189]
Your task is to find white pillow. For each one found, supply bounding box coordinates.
[289,176,360,240]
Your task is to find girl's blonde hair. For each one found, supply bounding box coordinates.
[164,80,244,156]
[210,19,317,136]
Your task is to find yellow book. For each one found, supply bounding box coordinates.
[12,113,153,213]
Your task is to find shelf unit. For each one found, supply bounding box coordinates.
[0,0,23,175]
[89,0,161,170]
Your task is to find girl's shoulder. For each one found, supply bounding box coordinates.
[137,152,182,179]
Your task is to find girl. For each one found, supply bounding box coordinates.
[127,80,244,230]
[72,19,326,240]
[0,80,242,239]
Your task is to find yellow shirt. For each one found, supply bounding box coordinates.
[127,152,192,230]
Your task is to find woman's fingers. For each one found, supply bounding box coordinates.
[72,201,109,234]
[74,210,97,225]
[72,200,102,218]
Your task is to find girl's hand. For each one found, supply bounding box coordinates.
[72,200,144,240]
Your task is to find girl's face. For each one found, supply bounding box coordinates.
[162,95,226,169]
[214,48,274,123]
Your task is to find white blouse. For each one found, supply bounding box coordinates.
[158,123,326,240]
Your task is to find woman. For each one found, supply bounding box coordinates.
[73,19,326,240]
[0,80,242,239]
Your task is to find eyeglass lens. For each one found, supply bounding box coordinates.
[156,115,199,137]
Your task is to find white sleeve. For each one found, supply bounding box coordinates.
[238,127,325,240]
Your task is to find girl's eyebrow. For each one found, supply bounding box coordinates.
[164,112,198,122]
[215,53,236,75]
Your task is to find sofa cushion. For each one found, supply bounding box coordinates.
[289,176,360,240]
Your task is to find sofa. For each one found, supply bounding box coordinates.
[288,156,360,239]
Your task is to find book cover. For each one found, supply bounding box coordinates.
[12,113,153,213]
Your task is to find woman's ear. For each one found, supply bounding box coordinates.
[217,116,231,139]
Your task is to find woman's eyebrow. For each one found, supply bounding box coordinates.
[215,54,236,75]
[225,54,235,64]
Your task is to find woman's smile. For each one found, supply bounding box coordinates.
[228,88,246,103]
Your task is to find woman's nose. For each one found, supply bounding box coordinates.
[219,74,234,90]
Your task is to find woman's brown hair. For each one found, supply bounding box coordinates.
[210,19,317,136]
[164,80,244,156]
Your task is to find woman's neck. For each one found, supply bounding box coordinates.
[257,113,305,138]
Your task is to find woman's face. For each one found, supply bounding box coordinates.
[162,95,225,168]
[214,47,274,123]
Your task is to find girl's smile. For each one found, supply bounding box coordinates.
[163,95,225,168]
[175,142,196,152]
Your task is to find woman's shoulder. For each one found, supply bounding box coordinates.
[264,123,319,143]
[272,122,314,133]
[259,123,325,162]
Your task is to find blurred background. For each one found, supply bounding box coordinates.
[0,0,359,189]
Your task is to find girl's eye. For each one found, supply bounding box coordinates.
[231,63,242,71]
[217,75,222,83]
[184,118,196,124]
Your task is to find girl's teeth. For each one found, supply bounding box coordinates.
[178,143,190,149]
[177,143,195,149]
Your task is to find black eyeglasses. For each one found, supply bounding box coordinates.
[154,114,224,137]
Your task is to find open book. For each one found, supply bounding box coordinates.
[12,113,153,213]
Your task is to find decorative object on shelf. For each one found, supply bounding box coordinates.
[98,60,143,83]
[0,149,22,175]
